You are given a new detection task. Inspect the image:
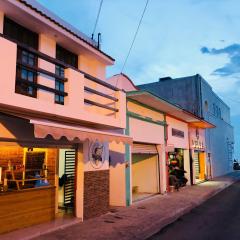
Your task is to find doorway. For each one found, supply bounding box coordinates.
[194,151,206,183]
[58,149,76,217]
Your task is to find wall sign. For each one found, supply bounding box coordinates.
[192,128,204,150]
[172,128,185,138]
[89,141,106,169]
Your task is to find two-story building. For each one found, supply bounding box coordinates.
[0,0,131,234]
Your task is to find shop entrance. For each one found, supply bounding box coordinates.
[132,143,159,202]
[194,151,206,183]
[58,149,76,217]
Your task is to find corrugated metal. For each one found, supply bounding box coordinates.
[132,143,158,154]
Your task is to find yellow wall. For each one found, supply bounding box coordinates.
[199,152,206,180]
[132,154,159,193]
[127,101,164,122]
[109,141,126,206]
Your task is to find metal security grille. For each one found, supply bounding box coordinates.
[64,150,76,208]
[194,152,200,179]
[132,143,158,154]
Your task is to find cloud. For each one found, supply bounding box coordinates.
[201,44,240,76]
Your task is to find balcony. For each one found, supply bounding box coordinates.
[0,34,126,129]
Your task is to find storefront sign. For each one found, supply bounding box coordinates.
[89,141,106,169]
[191,128,205,150]
[172,128,184,138]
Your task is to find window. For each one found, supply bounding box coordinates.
[4,17,38,97]
[55,45,78,105]
[3,17,38,49]
[55,65,65,105]
[16,49,37,97]
[56,45,78,68]
[213,104,216,115]
[204,100,208,112]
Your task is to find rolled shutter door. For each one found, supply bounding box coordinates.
[132,143,158,154]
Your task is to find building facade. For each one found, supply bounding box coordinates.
[138,74,234,178]
[109,74,213,205]
[0,0,130,234]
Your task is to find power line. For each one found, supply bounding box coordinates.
[120,0,150,74]
[92,0,104,39]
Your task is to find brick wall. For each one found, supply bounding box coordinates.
[84,170,109,219]
[0,146,24,168]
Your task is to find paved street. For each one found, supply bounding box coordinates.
[1,172,239,240]
[149,180,240,240]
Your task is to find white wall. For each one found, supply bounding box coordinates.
[166,116,189,149]
[129,117,165,145]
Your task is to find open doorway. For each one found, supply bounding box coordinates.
[194,151,206,184]
[132,153,159,202]
[58,149,76,217]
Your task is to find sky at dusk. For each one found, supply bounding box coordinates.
[37,0,240,157]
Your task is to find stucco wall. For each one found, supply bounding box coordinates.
[0,37,125,129]
[109,141,126,206]
[129,117,165,144]
[201,79,234,177]
[166,116,189,149]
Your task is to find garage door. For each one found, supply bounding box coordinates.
[132,143,158,154]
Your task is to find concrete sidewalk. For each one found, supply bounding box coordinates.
[2,171,240,240]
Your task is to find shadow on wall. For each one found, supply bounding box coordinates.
[109,150,125,167]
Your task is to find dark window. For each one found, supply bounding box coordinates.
[16,49,37,97]
[55,65,65,105]
[55,45,77,105]
[4,17,39,97]
[56,45,78,68]
[3,17,38,49]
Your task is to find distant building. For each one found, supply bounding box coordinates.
[138,74,234,178]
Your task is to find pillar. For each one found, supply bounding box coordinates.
[0,11,4,34]
[109,141,126,206]
[75,144,84,220]
[157,144,167,194]
[183,149,191,185]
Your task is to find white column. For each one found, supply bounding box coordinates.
[0,11,4,34]
[75,144,84,220]
[157,144,167,194]
[183,149,191,185]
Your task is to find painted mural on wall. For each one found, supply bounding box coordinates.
[89,141,106,169]
[84,141,109,171]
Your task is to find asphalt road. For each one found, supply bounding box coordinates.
[148,181,240,240]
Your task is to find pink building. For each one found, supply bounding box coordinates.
[108,74,214,204]
[0,0,131,234]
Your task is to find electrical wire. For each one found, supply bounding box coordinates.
[92,0,104,39]
[114,0,150,89]
[120,0,150,74]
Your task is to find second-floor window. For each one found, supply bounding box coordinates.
[16,49,37,97]
[3,17,39,98]
[55,45,78,105]
[55,65,65,105]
